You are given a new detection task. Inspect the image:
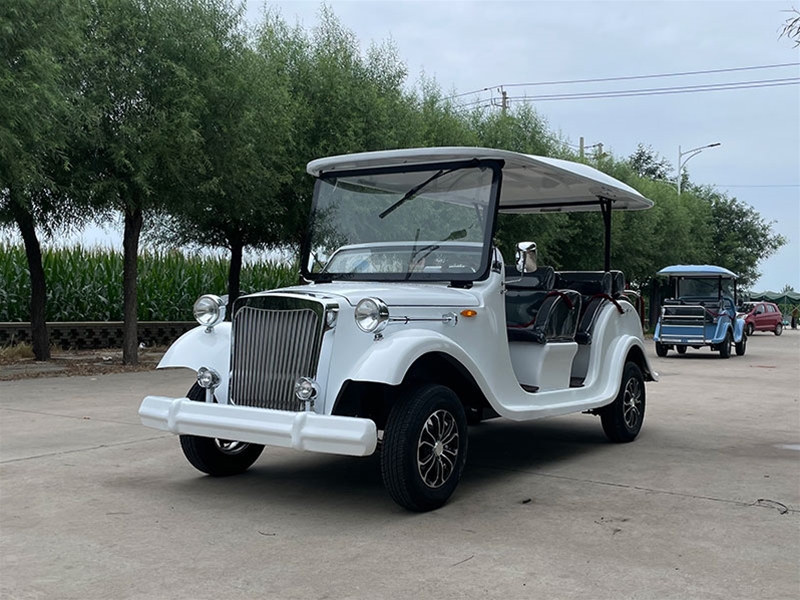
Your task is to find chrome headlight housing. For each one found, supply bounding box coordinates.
[193,294,226,329]
[354,297,389,333]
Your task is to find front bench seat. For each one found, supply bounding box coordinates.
[507,282,582,345]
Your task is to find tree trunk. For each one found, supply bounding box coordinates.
[9,189,50,361]
[228,240,243,309]
[122,205,143,365]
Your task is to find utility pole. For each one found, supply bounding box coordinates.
[579,136,584,159]
[501,88,508,116]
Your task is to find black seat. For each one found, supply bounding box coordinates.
[507,289,582,344]
[609,270,626,299]
[505,265,555,290]
[505,266,555,330]
[506,267,582,345]
[555,271,615,345]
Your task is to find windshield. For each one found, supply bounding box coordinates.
[677,277,735,300]
[302,162,500,282]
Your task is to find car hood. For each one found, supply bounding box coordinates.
[254,282,481,308]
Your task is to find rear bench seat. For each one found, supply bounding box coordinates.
[555,271,623,344]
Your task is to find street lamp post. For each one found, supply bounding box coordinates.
[677,142,720,194]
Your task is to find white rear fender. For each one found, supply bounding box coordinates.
[157,323,232,401]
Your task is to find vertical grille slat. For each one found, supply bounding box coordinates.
[230,301,324,411]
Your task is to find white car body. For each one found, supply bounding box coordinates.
[140,146,658,511]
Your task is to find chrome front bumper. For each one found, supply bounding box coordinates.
[139,396,377,457]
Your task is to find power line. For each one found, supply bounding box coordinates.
[501,77,799,102]
[715,184,800,188]
[446,61,800,99]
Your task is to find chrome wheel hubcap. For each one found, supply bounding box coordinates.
[622,377,643,429]
[417,410,459,488]
[215,439,248,455]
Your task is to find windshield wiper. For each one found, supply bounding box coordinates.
[379,170,445,219]
[378,160,478,220]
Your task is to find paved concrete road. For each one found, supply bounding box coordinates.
[1,331,798,600]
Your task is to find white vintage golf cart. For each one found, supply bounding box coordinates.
[139,147,658,511]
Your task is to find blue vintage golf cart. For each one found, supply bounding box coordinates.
[653,265,746,358]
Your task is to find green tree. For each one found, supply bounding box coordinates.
[146,11,294,305]
[251,6,424,254]
[0,0,85,360]
[75,0,231,364]
[628,143,673,181]
[694,186,787,286]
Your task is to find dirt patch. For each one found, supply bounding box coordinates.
[0,348,166,381]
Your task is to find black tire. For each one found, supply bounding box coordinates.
[774,322,783,336]
[655,342,668,357]
[735,334,747,356]
[600,362,645,443]
[676,345,687,355]
[745,322,754,336]
[381,384,468,512]
[719,330,731,358]
[179,384,264,477]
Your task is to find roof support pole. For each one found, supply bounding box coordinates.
[600,197,612,272]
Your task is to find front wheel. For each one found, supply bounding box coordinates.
[600,362,645,443]
[381,384,468,512]
[774,322,783,336]
[179,384,264,476]
[676,345,687,355]
[719,330,732,358]
[735,334,747,356]
[745,322,754,336]
[655,342,668,357]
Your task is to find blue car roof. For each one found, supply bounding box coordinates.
[656,264,738,278]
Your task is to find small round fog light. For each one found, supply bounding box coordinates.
[294,377,319,402]
[197,367,221,389]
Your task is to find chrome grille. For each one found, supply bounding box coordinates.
[230,304,323,411]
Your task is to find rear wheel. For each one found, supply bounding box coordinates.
[179,384,264,476]
[774,322,783,336]
[381,384,468,512]
[655,342,668,357]
[719,330,731,358]
[600,362,645,443]
[735,334,747,356]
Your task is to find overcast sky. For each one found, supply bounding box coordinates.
[251,0,800,292]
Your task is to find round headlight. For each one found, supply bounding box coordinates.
[354,297,389,333]
[193,294,226,328]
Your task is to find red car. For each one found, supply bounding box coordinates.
[739,301,783,336]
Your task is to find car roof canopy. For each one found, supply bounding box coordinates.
[657,265,739,278]
[307,147,653,214]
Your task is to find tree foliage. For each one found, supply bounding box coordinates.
[628,143,673,181]
[780,7,800,46]
[0,0,86,359]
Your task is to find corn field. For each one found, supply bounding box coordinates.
[0,243,297,322]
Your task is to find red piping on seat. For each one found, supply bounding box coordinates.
[590,293,624,314]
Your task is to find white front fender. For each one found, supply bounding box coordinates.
[157,323,232,401]
[347,330,486,388]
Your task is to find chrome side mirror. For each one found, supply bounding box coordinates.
[515,241,538,273]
